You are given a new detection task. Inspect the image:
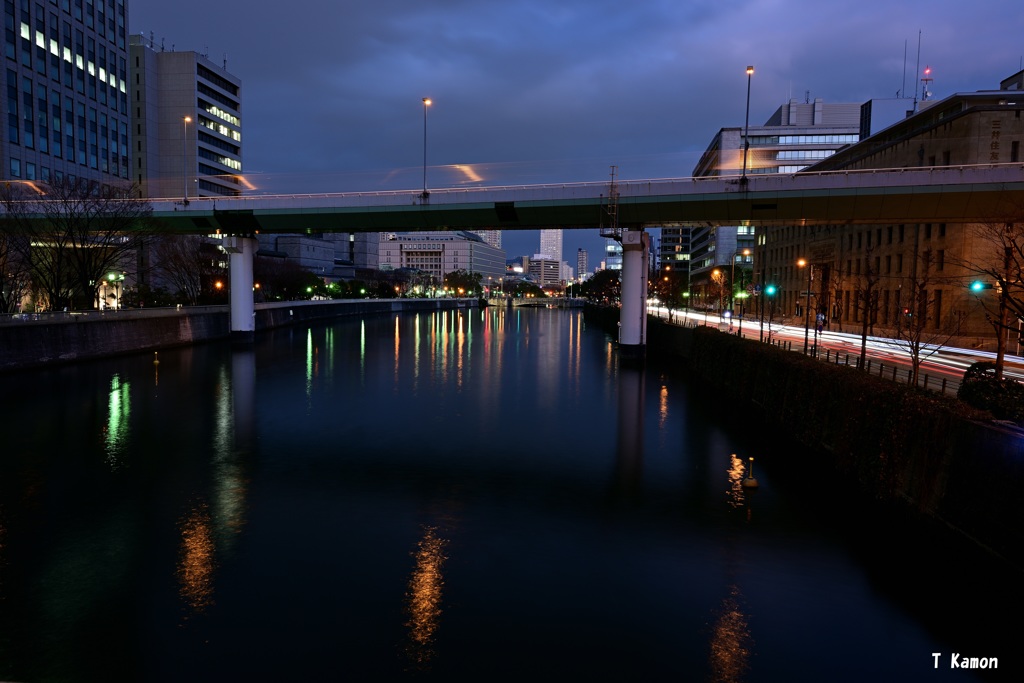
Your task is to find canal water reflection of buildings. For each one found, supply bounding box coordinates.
[0,307,1015,680]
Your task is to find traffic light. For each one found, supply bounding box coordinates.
[765,284,777,296]
[902,307,911,317]
[970,280,992,292]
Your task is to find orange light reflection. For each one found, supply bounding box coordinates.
[404,526,448,670]
[177,503,215,615]
[708,584,752,682]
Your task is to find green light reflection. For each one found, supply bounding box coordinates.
[105,374,131,469]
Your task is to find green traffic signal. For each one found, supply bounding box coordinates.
[969,281,991,292]
[765,284,777,296]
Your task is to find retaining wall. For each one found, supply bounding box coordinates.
[0,298,478,373]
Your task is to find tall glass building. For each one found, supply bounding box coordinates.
[2,0,130,186]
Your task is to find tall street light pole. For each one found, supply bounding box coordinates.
[421,98,432,199]
[742,65,754,181]
[730,248,751,314]
[731,248,750,334]
[182,116,192,202]
[798,258,812,354]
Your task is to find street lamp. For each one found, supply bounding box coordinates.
[421,98,432,199]
[729,248,751,333]
[107,271,125,309]
[182,116,192,202]
[797,258,813,355]
[730,248,751,314]
[742,65,754,181]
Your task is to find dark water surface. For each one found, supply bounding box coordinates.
[0,307,1016,681]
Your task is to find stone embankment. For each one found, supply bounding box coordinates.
[0,298,478,373]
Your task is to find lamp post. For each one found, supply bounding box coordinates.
[797,258,813,355]
[182,116,192,202]
[421,98,432,199]
[729,248,751,315]
[107,271,125,309]
[742,65,754,181]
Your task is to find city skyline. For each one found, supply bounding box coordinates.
[129,1,1024,265]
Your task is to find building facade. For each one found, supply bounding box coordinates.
[3,1,130,186]
[130,34,242,199]
[379,231,505,283]
[539,228,562,261]
[576,248,588,281]
[528,257,561,288]
[470,229,502,250]
[685,99,864,310]
[761,77,1024,345]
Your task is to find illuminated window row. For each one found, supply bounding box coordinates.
[776,149,835,160]
[205,103,239,127]
[199,115,241,142]
[747,134,859,146]
[25,23,126,93]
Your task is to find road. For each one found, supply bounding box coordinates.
[650,306,1024,396]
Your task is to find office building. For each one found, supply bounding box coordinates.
[528,256,562,288]
[130,34,242,198]
[379,231,505,283]
[686,99,863,309]
[539,229,562,261]
[470,229,502,250]
[762,75,1024,345]
[604,239,622,270]
[576,248,588,280]
[2,1,130,186]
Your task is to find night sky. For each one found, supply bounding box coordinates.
[130,1,1024,269]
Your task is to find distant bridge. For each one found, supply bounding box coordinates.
[146,164,1024,234]
[486,297,585,308]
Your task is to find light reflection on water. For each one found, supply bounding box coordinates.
[708,584,752,683]
[177,503,215,616]
[104,374,130,469]
[404,525,449,671]
[0,308,1015,681]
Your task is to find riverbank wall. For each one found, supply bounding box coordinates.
[584,304,1024,568]
[0,298,478,373]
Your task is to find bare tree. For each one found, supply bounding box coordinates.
[956,220,1024,379]
[888,248,966,386]
[0,185,33,313]
[711,268,727,312]
[855,245,881,370]
[152,235,225,305]
[5,178,153,310]
[828,270,847,333]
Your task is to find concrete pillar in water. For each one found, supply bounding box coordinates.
[619,228,649,359]
[224,235,257,344]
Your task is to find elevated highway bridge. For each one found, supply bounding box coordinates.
[141,163,1024,352]
[14,164,1021,349]
[148,164,1024,234]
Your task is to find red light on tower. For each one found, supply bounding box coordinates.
[921,65,934,102]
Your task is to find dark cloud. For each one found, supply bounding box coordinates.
[131,0,1024,261]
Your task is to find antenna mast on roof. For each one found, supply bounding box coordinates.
[913,30,921,111]
[921,66,933,102]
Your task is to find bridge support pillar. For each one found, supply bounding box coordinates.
[619,229,649,360]
[224,235,257,344]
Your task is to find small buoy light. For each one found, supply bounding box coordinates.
[742,456,759,489]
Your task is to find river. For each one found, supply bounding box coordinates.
[0,307,1015,681]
